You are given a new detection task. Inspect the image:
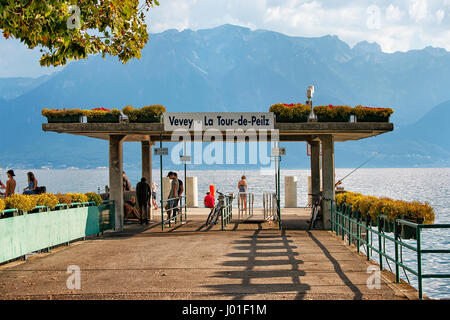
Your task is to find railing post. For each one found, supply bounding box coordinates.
[356,213,360,253]
[348,208,352,246]
[394,220,400,283]
[366,218,370,261]
[378,216,383,271]
[417,226,423,299]
[221,206,224,231]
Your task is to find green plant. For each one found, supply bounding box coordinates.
[68,193,89,203]
[339,192,435,224]
[83,108,121,122]
[35,193,59,210]
[56,193,73,205]
[4,194,38,212]
[122,105,166,122]
[269,103,311,122]
[353,105,394,122]
[85,192,103,206]
[42,108,84,122]
[313,105,353,122]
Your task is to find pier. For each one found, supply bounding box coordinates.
[0,208,418,300]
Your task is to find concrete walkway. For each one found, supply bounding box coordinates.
[0,208,419,300]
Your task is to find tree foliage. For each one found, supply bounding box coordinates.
[0,0,159,66]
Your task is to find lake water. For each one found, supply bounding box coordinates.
[2,167,449,299]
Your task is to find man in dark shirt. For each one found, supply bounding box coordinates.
[136,177,151,225]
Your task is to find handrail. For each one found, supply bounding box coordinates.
[220,193,234,230]
[331,202,450,299]
[160,196,187,230]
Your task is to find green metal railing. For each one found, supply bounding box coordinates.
[0,201,115,264]
[331,202,450,299]
[220,194,233,230]
[160,196,187,230]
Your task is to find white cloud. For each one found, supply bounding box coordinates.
[386,4,403,22]
[3,0,450,77]
[408,0,428,22]
[436,9,445,23]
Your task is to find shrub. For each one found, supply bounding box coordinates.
[4,194,38,212]
[83,108,121,123]
[339,192,435,224]
[313,105,353,122]
[56,193,73,205]
[85,192,103,206]
[35,193,59,210]
[353,105,393,122]
[122,105,166,122]
[0,199,5,212]
[269,103,311,122]
[68,193,89,203]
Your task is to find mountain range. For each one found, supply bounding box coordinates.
[0,24,449,169]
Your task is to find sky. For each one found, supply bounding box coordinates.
[1,0,450,77]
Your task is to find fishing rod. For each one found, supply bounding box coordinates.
[335,153,378,187]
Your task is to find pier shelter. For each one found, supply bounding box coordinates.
[43,113,393,231]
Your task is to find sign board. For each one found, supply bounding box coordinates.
[154,147,169,156]
[163,112,274,131]
[271,147,286,156]
[180,155,191,162]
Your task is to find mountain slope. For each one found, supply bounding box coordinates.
[0,24,449,168]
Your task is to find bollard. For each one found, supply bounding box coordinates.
[285,176,298,208]
[186,177,198,207]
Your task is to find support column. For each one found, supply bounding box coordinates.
[141,139,152,219]
[321,135,335,230]
[109,135,125,231]
[310,141,321,204]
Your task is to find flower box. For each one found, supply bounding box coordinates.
[84,108,121,123]
[399,217,423,240]
[269,103,311,122]
[42,108,83,123]
[353,106,393,122]
[122,105,165,123]
[313,105,352,122]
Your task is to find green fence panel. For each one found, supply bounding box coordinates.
[0,203,114,264]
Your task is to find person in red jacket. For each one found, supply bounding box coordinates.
[203,192,215,208]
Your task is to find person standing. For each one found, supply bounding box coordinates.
[237,175,248,211]
[173,172,183,216]
[123,171,132,192]
[23,172,38,195]
[151,182,158,210]
[136,177,151,225]
[0,170,16,197]
[165,172,179,221]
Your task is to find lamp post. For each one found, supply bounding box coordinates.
[307,85,316,121]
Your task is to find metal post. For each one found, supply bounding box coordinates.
[366,219,370,261]
[356,213,360,253]
[394,220,400,283]
[184,140,187,220]
[378,216,383,270]
[160,134,164,231]
[417,226,423,299]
